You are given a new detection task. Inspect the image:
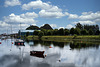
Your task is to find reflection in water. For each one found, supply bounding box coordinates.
[70,42,99,50]
[0,39,100,67]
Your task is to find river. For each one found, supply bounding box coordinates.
[0,39,100,67]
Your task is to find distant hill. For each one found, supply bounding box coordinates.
[40,24,53,30]
[26,25,40,30]
[26,24,53,30]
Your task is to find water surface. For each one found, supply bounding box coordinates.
[0,39,100,67]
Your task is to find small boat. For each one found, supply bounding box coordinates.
[30,54,45,58]
[30,50,45,55]
[14,39,25,46]
[14,23,25,46]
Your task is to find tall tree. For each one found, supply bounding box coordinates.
[58,28,64,35]
[75,23,83,30]
[74,28,81,35]
[81,29,88,35]
[70,28,75,35]
[88,29,94,35]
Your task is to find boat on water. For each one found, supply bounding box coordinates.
[14,39,25,46]
[14,23,25,46]
[30,50,45,55]
[30,53,45,58]
[30,50,45,58]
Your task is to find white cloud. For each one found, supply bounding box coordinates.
[20,12,38,19]
[66,24,74,29]
[0,21,10,34]
[73,21,96,25]
[0,21,9,27]
[22,0,62,12]
[70,11,100,25]
[68,14,78,19]
[4,0,21,7]
[65,12,78,19]
[58,27,65,29]
[39,10,65,18]
[79,11,100,21]
[4,12,38,24]
[0,12,38,34]
[22,0,64,18]
[50,24,57,28]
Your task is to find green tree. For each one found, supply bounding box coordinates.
[47,30,52,35]
[53,29,58,35]
[81,29,88,35]
[75,23,83,30]
[38,31,44,39]
[95,30,100,35]
[58,28,64,35]
[88,29,94,35]
[65,29,70,35]
[70,28,75,35]
[41,29,47,35]
[74,28,81,35]
[26,31,29,36]
[33,30,39,35]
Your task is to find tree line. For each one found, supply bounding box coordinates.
[32,23,100,36]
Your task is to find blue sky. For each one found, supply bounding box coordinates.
[0,0,100,34]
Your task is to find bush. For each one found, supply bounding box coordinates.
[74,34,77,38]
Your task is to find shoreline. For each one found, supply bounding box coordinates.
[26,35,100,42]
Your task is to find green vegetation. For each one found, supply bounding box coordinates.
[25,23,100,42]
[27,35,100,42]
[32,23,100,36]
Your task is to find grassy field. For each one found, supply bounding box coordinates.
[27,35,100,42]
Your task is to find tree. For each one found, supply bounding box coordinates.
[95,30,100,35]
[38,31,44,39]
[58,28,64,35]
[53,29,58,35]
[74,28,81,35]
[81,29,88,35]
[41,29,47,35]
[26,31,29,36]
[75,23,83,30]
[70,28,75,35]
[65,29,70,35]
[88,29,94,35]
[33,30,39,35]
[47,30,52,35]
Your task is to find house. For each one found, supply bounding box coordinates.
[18,30,34,36]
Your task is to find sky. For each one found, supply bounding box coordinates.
[0,0,100,34]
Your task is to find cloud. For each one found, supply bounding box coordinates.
[65,12,78,19]
[22,0,64,18]
[0,21,10,34]
[70,11,100,25]
[50,24,57,28]
[79,11,100,21]
[4,0,21,7]
[4,12,38,24]
[22,0,62,12]
[58,27,65,29]
[73,20,96,25]
[39,10,65,18]
[0,12,38,34]
[20,12,38,19]
[66,24,74,29]
[0,21,9,27]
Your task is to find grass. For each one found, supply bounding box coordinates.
[27,35,100,42]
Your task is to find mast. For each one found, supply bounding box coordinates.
[20,23,21,38]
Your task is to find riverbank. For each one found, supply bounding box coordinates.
[26,35,100,42]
